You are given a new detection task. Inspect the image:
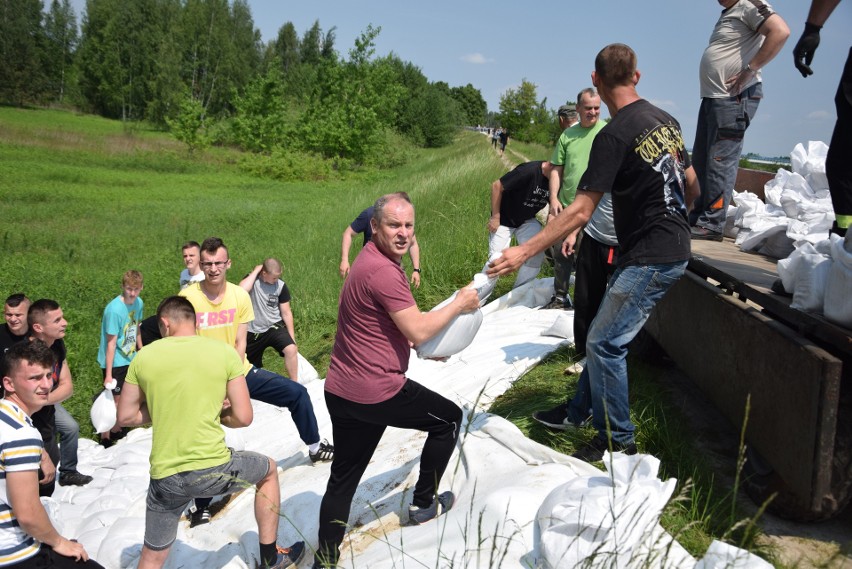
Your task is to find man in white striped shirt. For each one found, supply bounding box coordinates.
[0,341,102,568]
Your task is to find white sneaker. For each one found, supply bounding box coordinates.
[564,357,586,375]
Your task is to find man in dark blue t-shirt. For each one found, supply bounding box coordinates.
[339,196,423,288]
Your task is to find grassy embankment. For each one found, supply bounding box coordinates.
[0,107,771,564]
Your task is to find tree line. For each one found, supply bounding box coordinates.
[1,0,567,174]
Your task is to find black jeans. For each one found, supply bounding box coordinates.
[573,233,618,357]
[316,379,462,565]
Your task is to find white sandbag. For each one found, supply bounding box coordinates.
[415,289,483,359]
[223,425,246,451]
[90,389,116,433]
[824,234,852,327]
[296,353,319,385]
[757,230,795,259]
[724,204,739,239]
[736,219,790,256]
[790,141,829,193]
[791,253,832,313]
[777,242,810,293]
[415,262,499,359]
[537,453,679,568]
[540,312,573,339]
[476,253,501,304]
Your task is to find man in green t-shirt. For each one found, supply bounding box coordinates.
[545,89,605,309]
[118,296,304,569]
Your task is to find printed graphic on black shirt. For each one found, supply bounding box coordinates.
[635,123,688,216]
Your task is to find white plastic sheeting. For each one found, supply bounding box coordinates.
[47,279,768,568]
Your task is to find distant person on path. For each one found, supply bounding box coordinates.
[96,270,143,448]
[240,258,300,382]
[1,341,104,569]
[489,44,699,462]
[340,197,422,288]
[179,241,205,289]
[314,194,480,569]
[499,129,509,155]
[491,128,499,148]
[181,237,333,526]
[118,296,304,569]
[793,0,850,237]
[488,161,553,289]
[27,299,92,492]
[689,0,790,241]
[544,89,605,310]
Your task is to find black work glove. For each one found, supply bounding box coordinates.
[793,22,822,78]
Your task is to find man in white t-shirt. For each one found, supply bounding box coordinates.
[240,258,300,382]
[179,241,205,289]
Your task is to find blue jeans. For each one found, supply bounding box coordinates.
[54,403,80,474]
[566,262,687,445]
[246,366,320,446]
[690,83,762,232]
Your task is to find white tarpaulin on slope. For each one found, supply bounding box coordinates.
[46,279,769,569]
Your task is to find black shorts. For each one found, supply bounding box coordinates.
[245,323,295,369]
[101,365,129,395]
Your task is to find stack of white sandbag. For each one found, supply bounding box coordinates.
[777,232,852,327]
[731,141,834,259]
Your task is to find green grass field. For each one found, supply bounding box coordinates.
[0,107,775,564]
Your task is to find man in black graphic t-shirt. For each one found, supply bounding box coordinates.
[489,44,699,463]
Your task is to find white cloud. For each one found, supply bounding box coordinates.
[461,53,492,64]
[806,110,832,120]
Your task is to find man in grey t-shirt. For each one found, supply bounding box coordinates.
[690,0,789,240]
[239,258,300,382]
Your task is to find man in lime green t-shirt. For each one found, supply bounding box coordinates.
[118,296,305,569]
[545,88,605,309]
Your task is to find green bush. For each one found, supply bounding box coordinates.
[238,147,334,181]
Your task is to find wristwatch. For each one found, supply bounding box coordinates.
[413,268,422,273]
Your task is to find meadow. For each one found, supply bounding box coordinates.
[0,107,776,564]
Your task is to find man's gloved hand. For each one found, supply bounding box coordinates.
[793,22,822,77]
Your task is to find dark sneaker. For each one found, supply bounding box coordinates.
[59,470,93,486]
[408,491,454,525]
[542,297,568,310]
[111,427,129,441]
[262,541,305,569]
[309,439,334,463]
[189,506,211,528]
[532,402,590,430]
[690,226,723,241]
[571,434,637,463]
[98,438,114,449]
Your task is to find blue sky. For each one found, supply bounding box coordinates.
[70,0,851,157]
